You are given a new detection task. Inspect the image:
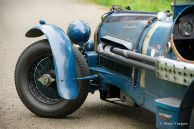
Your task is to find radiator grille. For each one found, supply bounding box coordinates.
[99,56,132,77]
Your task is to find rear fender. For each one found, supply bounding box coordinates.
[178,80,194,128]
[26,24,78,100]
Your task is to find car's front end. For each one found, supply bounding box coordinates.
[15,0,194,128]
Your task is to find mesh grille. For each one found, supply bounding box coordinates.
[99,56,132,77]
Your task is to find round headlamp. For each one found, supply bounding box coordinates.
[67,20,91,45]
[179,20,193,37]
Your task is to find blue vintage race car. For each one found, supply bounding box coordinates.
[15,0,194,129]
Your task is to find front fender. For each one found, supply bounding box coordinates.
[26,23,78,100]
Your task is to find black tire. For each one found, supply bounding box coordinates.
[15,39,90,118]
[190,107,194,129]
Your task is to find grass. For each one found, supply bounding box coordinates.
[87,0,172,12]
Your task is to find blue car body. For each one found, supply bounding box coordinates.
[26,2,194,129]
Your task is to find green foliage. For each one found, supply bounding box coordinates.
[87,0,172,12]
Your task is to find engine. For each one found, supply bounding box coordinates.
[94,8,171,80]
[95,5,194,74]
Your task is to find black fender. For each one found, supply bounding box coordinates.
[178,81,194,129]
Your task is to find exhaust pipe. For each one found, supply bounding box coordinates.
[112,47,156,66]
[98,43,155,71]
[98,43,194,86]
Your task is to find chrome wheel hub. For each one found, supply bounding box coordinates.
[38,74,55,86]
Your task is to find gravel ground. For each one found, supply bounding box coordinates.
[0,0,156,129]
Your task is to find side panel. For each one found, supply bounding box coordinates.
[96,20,187,113]
[138,20,187,112]
[26,24,78,99]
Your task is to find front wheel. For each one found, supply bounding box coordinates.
[15,39,90,117]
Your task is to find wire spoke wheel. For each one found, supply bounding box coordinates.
[28,55,63,104]
[15,40,89,117]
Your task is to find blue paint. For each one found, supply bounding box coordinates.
[137,22,156,53]
[26,24,78,99]
[146,21,173,58]
[91,3,194,128]
[67,20,91,45]
[90,10,190,129]
[24,2,194,128]
[99,12,156,50]
[99,22,150,49]
[90,65,187,114]
[39,20,46,25]
[173,4,193,19]
[85,51,98,67]
[90,67,132,91]
[77,74,99,80]
[83,40,94,51]
[90,67,155,112]
[155,97,181,129]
